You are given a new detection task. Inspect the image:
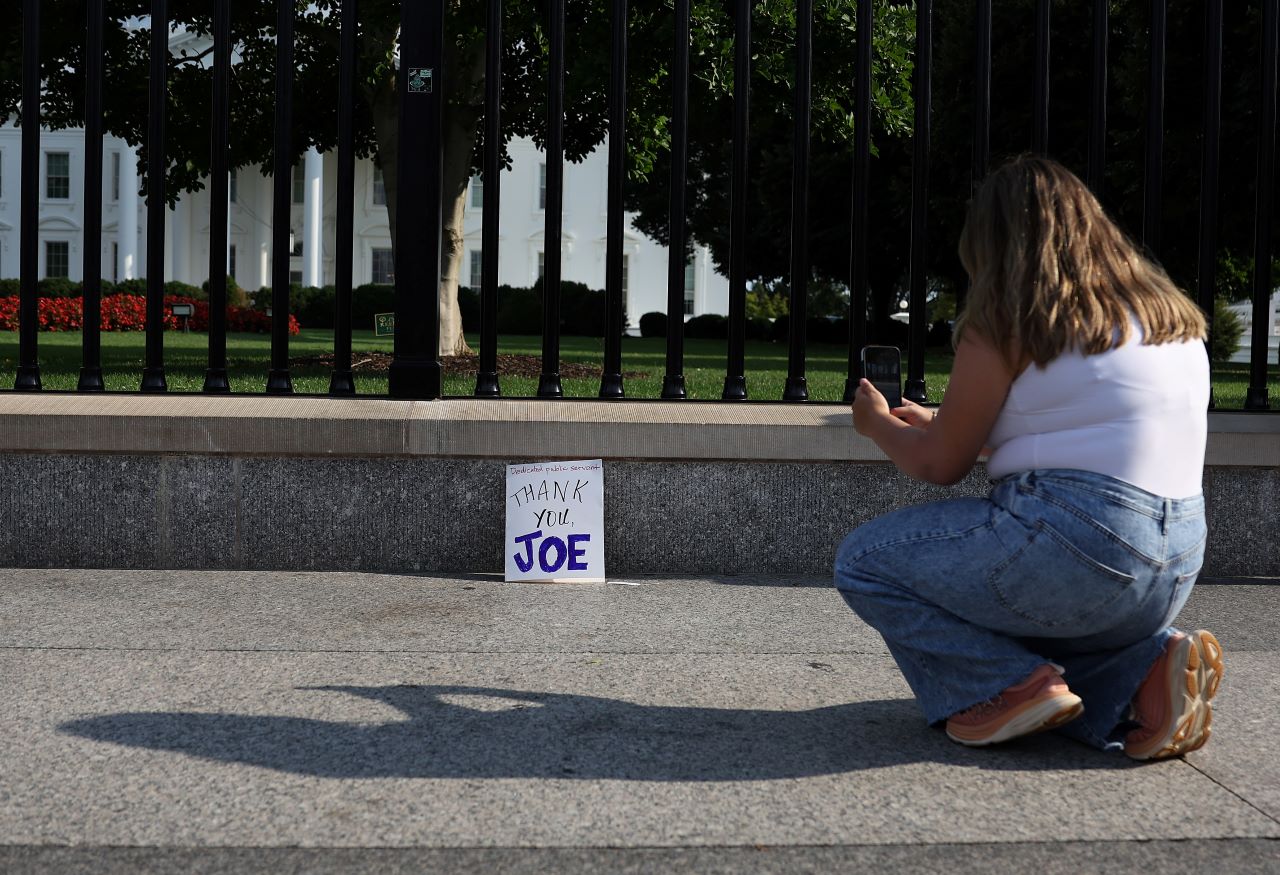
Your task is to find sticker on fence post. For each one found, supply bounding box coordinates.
[505,460,605,583]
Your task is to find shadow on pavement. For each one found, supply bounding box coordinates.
[59,684,1129,780]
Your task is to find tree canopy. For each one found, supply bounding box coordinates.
[928,0,1279,301]
[3,0,1270,353]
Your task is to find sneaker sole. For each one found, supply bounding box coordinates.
[1127,630,1224,761]
[946,693,1084,747]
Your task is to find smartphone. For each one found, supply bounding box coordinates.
[860,345,903,409]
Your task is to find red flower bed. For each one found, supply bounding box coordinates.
[0,295,300,335]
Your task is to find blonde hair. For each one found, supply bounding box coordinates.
[955,155,1206,370]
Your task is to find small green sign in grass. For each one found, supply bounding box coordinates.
[374,313,395,337]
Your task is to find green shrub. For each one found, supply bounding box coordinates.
[808,316,848,345]
[745,317,773,341]
[746,288,788,320]
[684,313,728,339]
[559,280,608,336]
[640,311,667,338]
[165,280,206,301]
[458,285,481,333]
[351,283,396,330]
[38,277,80,297]
[289,284,336,329]
[1211,297,1246,362]
[497,285,542,335]
[927,318,953,348]
[201,275,250,309]
[0,279,20,296]
[769,314,853,346]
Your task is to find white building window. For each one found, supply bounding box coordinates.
[290,270,303,285]
[229,244,237,280]
[538,163,546,210]
[537,250,545,281]
[622,254,630,300]
[372,166,387,206]
[292,162,305,205]
[45,241,70,278]
[46,152,71,200]
[110,152,120,202]
[229,168,238,204]
[289,229,303,257]
[469,250,483,290]
[371,247,394,284]
[112,243,119,281]
[684,258,696,316]
[470,175,483,209]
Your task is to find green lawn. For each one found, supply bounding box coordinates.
[0,328,1274,407]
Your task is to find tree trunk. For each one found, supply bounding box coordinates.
[437,37,487,358]
[367,24,484,359]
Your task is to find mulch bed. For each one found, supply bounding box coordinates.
[291,352,645,380]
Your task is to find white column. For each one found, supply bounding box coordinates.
[259,170,272,289]
[302,147,323,287]
[227,182,233,275]
[118,145,139,280]
[163,207,174,281]
[170,195,187,283]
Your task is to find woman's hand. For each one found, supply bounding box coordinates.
[852,378,893,436]
[891,397,935,429]
[851,334,1014,485]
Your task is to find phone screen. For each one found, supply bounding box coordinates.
[861,346,903,409]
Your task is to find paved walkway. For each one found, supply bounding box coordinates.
[1,570,1277,873]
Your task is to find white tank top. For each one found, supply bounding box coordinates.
[985,320,1209,499]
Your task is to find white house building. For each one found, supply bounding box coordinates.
[1225,291,1280,364]
[0,120,728,331]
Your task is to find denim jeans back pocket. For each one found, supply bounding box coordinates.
[987,519,1140,635]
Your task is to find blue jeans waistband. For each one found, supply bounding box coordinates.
[994,469,1205,522]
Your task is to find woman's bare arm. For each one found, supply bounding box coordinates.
[852,335,1014,485]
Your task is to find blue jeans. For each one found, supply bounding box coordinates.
[834,469,1206,751]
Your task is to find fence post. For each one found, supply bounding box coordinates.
[1087,0,1108,194]
[266,0,295,394]
[783,0,813,402]
[390,0,444,399]
[723,0,751,401]
[330,0,359,396]
[844,0,873,404]
[1197,0,1222,409]
[1247,0,1278,410]
[904,0,932,404]
[79,0,106,392]
[140,0,169,393]
[1142,0,1167,257]
[204,0,232,393]
[662,0,691,399]
[16,0,42,391]
[600,0,629,399]
[476,0,504,398]
[539,0,566,398]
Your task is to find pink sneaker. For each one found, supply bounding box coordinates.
[1125,630,1224,761]
[946,664,1084,747]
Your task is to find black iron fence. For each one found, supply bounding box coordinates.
[5,0,1280,406]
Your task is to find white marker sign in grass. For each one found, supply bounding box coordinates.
[505,459,605,582]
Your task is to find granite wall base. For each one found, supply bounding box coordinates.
[0,453,1274,577]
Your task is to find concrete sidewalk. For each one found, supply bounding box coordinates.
[0,570,1277,873]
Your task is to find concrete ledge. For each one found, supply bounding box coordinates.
[1,395,1277,465]
[0,396,1276,576]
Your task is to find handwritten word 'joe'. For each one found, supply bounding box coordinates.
[512,530,591,574]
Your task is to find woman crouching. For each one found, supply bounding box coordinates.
[839,155,1222,758]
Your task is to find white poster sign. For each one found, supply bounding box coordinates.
[504,459,606,582]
